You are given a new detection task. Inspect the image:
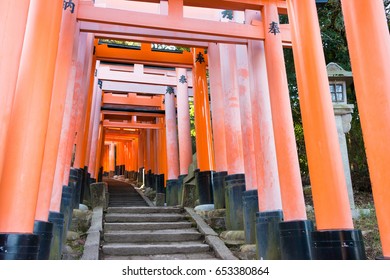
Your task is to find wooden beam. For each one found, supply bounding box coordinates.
[101,81,194,96]
[105,129,139,135]
[123,0,288,13]
[94,32,209,47]
[103,93,163,107]
[80,22,248,45]
[94,42,200,66]
[100,63,195,84]
[77,3,265,40]
[98,66,194,87]
[105,137,138,142]
[103,120,164,129]
[102,110,165,118]
[79,15,292,46]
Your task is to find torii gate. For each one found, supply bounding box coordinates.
[0,0,389,261]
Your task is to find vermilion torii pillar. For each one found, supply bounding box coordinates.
[94,124,104,181]
[165,87,180,205]
[87,85,103,180]
[341,0,390,259]
[165,88,180,179]
[263,1,312,259]
[132,138,139,173]
[0,0,30,183]
[109,142,116,177]
[287,0,365,260]
[192,48,215,205]
[176,68,193,176]
[208,43,228,172]
[137,131,145,187]
[117,142,125,175]
[64,34,97,205]
[220,43,246,230]
[73,51,97,173]
[263,1,306,221]
[51,33,93,215]
[235,41,260,244]
[60,32,94,196]
[0,0,63,260]
[246,10,283,260]
[247,30,283,211]
[176,68,193,204]
[208,43,229,210]
[233,11,258,193]
[138,131,145,170]
[157,119,168,198]
[85,76,102,180]
[103,144,109,175]
[145,129,152,173]
[35,2,80,259]
[220,44,245,176]
[235,45,258,191]
[36,0,80,223]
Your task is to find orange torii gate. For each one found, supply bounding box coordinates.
[0,0,389,261]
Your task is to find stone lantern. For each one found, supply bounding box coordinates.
[326,62,355,210]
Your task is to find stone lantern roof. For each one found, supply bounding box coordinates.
[326,62,353,85]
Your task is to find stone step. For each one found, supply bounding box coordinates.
[104,229,201,243]
[107,207,183,214]
[103,252,218,260]
[104,221,193,231]
[109,201,148,205]
[102,241,210,256]
[109,201,147,204]
[109,204,148,207]
[105,213,185,223]
[109,194,140,197]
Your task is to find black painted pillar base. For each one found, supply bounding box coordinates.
[279,220,314,260]
[83,166,91,203]
[69,168,81,210]
[242,189,259,244]
[255,210,284,260]
[312,229,366,260]
[376,256,390,260]
[133,171,139,181]
[138,167,144,187]
[224,173,246,230]
[177,174,187,205]
[33,220,53,260]
[212,171,228,209]
[60,185,73,243]
[166,179,179,206]
[196,170,214,205]
[48,211,64,260]
[98,166,103,182]
[151,174,157,192]
[145,170,154,189]
[155,174,165,194]
[78,168,86,203]
[0,234,40,260]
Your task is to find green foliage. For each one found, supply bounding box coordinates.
[189,98,197,153]
[317,0,350,68]
[385,0,390,29]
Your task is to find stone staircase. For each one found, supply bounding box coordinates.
[107,179,148,207]
[101,207,219,260]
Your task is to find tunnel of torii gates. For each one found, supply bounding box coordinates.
[0,0,389,261]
